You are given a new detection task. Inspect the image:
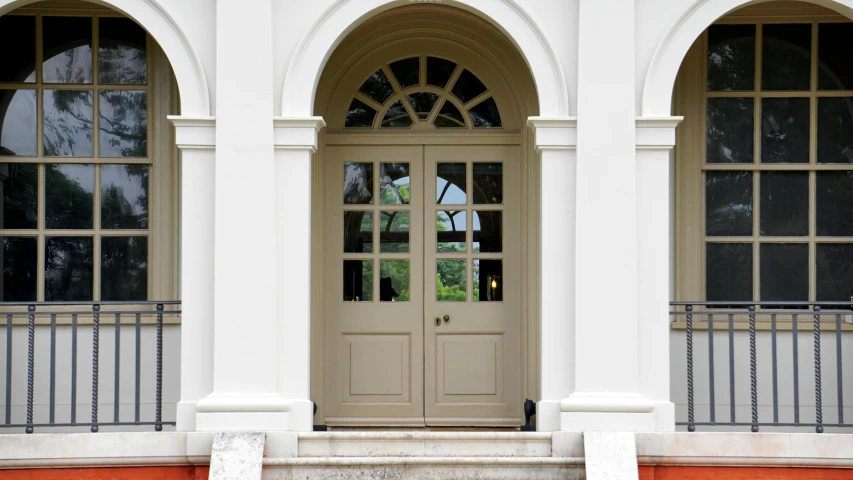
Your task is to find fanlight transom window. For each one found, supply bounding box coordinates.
[345,56,502,129]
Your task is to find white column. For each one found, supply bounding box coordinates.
[636,117,681,432]
[195,0,287,431]
[527,118,577,432]
[273,117,326,432]
[564,0,655,431]
[168,116,216,432]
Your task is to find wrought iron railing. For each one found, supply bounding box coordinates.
[672,301,853,433]
[1,301,179,433]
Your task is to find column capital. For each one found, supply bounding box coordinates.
[635,116,683,151]
[526,116,577,152]
[273,116,326,152]
[168,115,216,150]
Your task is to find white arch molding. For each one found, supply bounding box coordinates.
[282,0,570,117]
[0,0,211,116]
[642,0,853,117]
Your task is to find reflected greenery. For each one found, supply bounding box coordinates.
[101,236,147,301]
[44,236,93,301]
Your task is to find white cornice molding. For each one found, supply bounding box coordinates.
[273,116,326,152]
[168,115,215,150]
[636,116,683,150]
[526,116,577,152]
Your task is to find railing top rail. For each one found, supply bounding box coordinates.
[0,301,181,306]
[671,301,853,307]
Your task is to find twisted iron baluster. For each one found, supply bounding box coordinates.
[26,305,35,434]
[155,304,164,431]
[749,305,758,432]
[91,304,100,433]
[686,305,695,432]
[814,305,823,433]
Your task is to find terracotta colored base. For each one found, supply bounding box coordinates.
[640,466,853,480]
[0,466,209,480]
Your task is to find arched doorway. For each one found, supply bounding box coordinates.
[310,5,540,427]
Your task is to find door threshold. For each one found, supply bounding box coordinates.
[324,426,523,432]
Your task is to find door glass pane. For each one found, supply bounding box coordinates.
[762,24,811,91]
[1,163,38,229]
[816,243,853,302]
[101,236,147,301]
[0,89,37,156]
[343,259,372,302]
[44,90,94,156]
[473,162,502,204]
[437,211,466,252]
[43,16,92,84]
[473,259,502,302]
[761,98,810,163]
[101,164,148,229]
[0,16,35,83]
[98,17,147,85]
[380,211,409,253]
[380,260,409,302]
[344,211,373,253]
[473,210,502,253]
[707,24,755,91]
[437,259,466,301]
[706,243,753,302]
[358,70,394,105]
[380,163,410,204]
[760,243,808,302]
[45,236,93,301]
[45,164,94,229]
[437,163,466,204]
[344,162,373,204]
[816,171,853,236]
[99,90,147,157]
[760,171,808,236]
[818,23,853,90]
[706,97,754,163]
[2,236,36,301]
[389,57,419,89]
[426,57,456,88]
[706,171,753,236]
[817,97,853,164]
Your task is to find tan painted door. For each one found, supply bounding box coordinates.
[324,144,521,426]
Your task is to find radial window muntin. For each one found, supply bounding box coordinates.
[345,55,503,130]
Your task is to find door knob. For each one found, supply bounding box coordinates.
[443,315,450,323]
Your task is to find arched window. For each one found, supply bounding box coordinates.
[344,55,502,129]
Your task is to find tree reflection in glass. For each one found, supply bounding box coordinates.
[0,89,37,156]
[44,236,93,301]
[344,162,373,204]
[707,24,755,91]
[45,164,93,229]
[705,171,752,236]
[706,97,753,163]
[2,236,37,301]
[437,259,466,301]
[380,210,409,253]
[101,164,148,229]
[42,16,92,84]
[343,211,372,253]
[44,90,93,156]
[437,211,466,252]
[99,18,147,85]
[380,163,410,204]
[101,236,147,301]
[99,90,147,157]
[0,163,38,229]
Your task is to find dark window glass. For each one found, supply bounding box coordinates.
[379,260,409,302]
[406,92,439,120]
[761,97,810,163]
[817,97,853,164]
[816,243,853,302]
[473,162,502,204]
[0,89,37,156]
[816,171,853,236]
[343,162,373,204]
[345,98,376,128]
[707,24,755,91]
[44,236,93,301]
[818,23,853,91]
[473,259,502,302]
[760,171,808,236]
[705,171,753,236]
[706,243,753,302]
[43,16,92,84]
[381,100,413,128]
[437,211,466,252]
[436,163,466,204]
[473,211,502,253]
[380,210,409,253]
[101,236,147,301]
[343,211,372,253]
[389,57,419,89]
[706,97,754,163]
[101,164,148,229]
[434,101,465,128]
[358,69,394,105]
[379,163,410,204]
[427,57,456,88]
[45,164,94,229]
[99,90,147,157]
[1,236,36,301]
[43,90,94,156]
[0,163,37,229]
[469,97,502,128]
[760,243,808,302]
[762,24,811,91]
[343,259,372,302]
[451,69,487,104]
[99,17,147,85]
[0,16,35,83]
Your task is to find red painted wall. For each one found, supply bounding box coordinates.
[640,466,853,480]
[0,466,209,480]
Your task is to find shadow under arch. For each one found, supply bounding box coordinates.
[0,0,210,116]
[642,0,853,117]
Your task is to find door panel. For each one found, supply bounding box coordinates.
[424,145,522,426]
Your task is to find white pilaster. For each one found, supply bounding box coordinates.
[527,117,577,432]
[196,0,286,431]
[636,117,682,432]
[273,116,326,432]
[168,116,216,432]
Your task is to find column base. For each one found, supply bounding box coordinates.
[176,401,199,432]
[195,394,313,432]
[536,400,562,432]
[560,392,658,432]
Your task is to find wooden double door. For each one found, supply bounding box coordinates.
[323,144,522,426]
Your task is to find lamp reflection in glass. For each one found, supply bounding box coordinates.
[474,259,502,302]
